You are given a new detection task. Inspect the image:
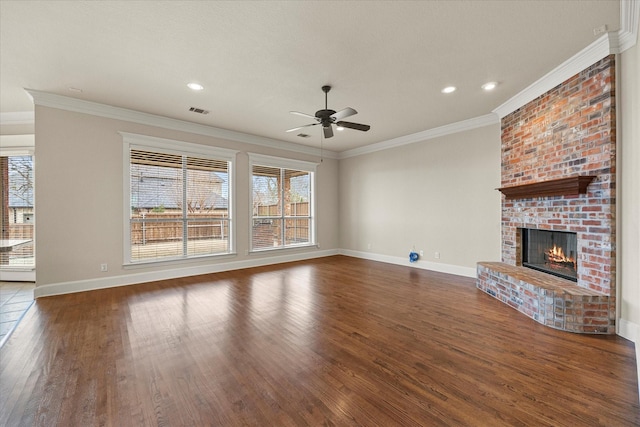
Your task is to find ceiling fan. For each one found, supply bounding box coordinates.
[286,85,371,138]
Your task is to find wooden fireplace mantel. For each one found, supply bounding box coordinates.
[497,175,597,199]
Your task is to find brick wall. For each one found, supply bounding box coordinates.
[501,55,616,297]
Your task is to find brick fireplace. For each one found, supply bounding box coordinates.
[477,55,616,334]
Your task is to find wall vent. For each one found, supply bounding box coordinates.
[297,133,311,138]
[188,107,210,115]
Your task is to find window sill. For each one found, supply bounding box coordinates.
[249,244,319,255]
[123,252,237,269]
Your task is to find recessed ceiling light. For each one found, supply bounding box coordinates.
[68,87,83,93]
[482,81,498,91]
[187,82,204,91]
[441,86,456,94]
[336,126,344,131]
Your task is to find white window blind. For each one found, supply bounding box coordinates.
[1,155,35,268]
[129,148,231,263]
[250,156,315,251]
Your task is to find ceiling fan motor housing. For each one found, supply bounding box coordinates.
[316,109,337,127]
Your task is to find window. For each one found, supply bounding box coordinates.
[1,154,35,269]
[123,133,236,264]
[249,154,316,251]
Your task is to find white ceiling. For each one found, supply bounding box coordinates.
[0,1,621,152]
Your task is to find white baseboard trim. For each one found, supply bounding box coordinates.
[338,249,477,278]
[0,270,35,282]
[34,249,478,298]
[619,318,640,344]
[34,249,339,298]
[618,318,640,402]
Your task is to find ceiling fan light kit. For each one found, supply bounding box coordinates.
[287,85,371,139]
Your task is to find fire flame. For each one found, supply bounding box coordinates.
[547,244,576,270]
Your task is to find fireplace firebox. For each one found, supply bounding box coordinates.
[522,229,577,282]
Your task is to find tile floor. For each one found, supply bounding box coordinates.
[0,281,35,346]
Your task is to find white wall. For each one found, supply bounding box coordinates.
[619,34,640,343]
[34,106,339,296]
[338,124,502,276]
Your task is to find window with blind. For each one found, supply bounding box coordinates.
[124,133,235,264]
[249,154,316,251]
[1,154,35,268]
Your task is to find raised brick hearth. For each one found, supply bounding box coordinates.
[477,262,612,333]
[477,55,616,334]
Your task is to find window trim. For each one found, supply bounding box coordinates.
[1,151,36,274]
[248,153,317,253]
[121,132,237,265]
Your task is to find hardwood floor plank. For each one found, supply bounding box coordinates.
[0,255,638,426]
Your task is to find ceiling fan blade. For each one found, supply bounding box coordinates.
[290,111,318,120]
[331,107,357,121]
[286,123,318,133]
[323,125,334,138]
[336,121,371,132]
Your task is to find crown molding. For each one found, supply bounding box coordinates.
[618,0,640,52]
[24,89,338,160]
[0,111,34,125]
[494,0,638,119]
[337,113,499,159]
[493,33,615,118]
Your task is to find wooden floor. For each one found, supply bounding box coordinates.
[1,256,638,426]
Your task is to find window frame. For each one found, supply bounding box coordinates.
[248,153,317,253]
[0,146,35,274]
[122,132,237,265]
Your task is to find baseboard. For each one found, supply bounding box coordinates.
[0,270,35,282]
[34,249,478,298]
[338,249,477,278]
[34,249,339,298]
[619,318,640,344]
[618,318,640,402]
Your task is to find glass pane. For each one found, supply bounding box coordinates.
[1,156,35,268]
[186,219,229,256]
[252,218,283,249]
[252,168,281,217]
[285,218,309,245]
[130,220,183,261]
[130,155,183,217]
[284,170,310,217]
[186,158,228,219]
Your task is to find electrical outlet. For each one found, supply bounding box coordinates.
[100,263,108,272]
[420,250,424,257]
[367,243,372,250]
[434,252,440,259]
